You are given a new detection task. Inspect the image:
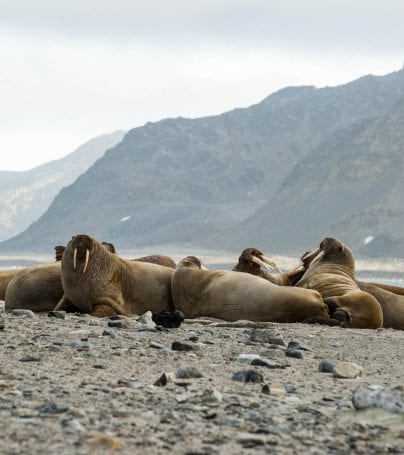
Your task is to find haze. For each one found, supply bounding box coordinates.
[1,0,403,171]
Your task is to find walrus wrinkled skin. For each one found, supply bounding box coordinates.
[5,263,64,312]
[55,234,173,317]
[233,247,305,286]
[296,238,383,329]
[134,254,176,269]
[357,281,404,330]
[171,256,331,323]
[0,269,21,300]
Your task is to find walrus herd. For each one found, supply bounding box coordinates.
[2,234,404,330]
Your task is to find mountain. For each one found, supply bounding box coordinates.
[1,68,404,256]
[0,131,125,242]
[215,93,404,257]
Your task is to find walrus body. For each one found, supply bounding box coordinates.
[55,234,173,317]
[0,269,21,300]
[134,254,176,269]
[296,238,383,329]
[233,247,305,286]
[172,256,331,323]
[5,263,63,312]
[357,281,404,330]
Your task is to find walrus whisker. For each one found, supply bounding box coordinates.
[83,249,90,274]
[73,248,77,270]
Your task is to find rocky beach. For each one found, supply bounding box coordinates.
[1,306,403,454]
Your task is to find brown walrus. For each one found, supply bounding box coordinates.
[356,281,404,330]
[55,234,173,317]
[0,269,22,300]
[232,247,306,285]
[171,256,332,323]
[296,238,383,329]
[5,263,64,312]
[134,254,176,269]
[54,245,66,262]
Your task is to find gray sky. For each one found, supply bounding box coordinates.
[1,0,403,171]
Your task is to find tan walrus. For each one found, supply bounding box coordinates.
[171,256,332,323]
[296,238,383,329]
[134,254,176,269]
[0,269,22,301]
[232,247,306,285]
[5,263,64,312]
[55,234,173,317]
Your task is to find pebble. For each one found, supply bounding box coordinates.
[10,309,35,318]
[154,372,176,386]
[352,385,404,413]
[287,340,312,351]
[238,353,262,363]
[333,362,363,379]
[285,349,303,359]
[251,358,289,369]
[262,384,287,396]
[232,370,264,383]
[171,341,200,352]
[319,359,337,373]
[201,388,222,403]
[176,365,203,379]
[249,329,285,346]
[48,311,66,319]
[38,402,69,414]
[19,355,42,362]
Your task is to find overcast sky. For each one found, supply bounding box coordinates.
[1,0,403,171]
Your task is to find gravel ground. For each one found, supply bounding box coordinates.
[1,307,404,455]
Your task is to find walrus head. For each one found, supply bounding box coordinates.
[301,238,355,271]
[54,245,65,262]
[178,256,203,269]
[234,247,282,275]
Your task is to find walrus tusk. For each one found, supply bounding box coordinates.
[73,248,77,270]
[301,246,321,265]
[82,249,90,274]
[261,254,283,274]
[252,255,281,274]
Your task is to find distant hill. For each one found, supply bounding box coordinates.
[214,95,404,257]
[1,68,404,257]
[0,131,125,242]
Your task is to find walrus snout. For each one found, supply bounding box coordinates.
[179,256,203,269]
[70,235,94,274]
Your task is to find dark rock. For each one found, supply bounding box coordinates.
[102,329,117,338]
[154,372,176,386]
[0,315,4,330]
[176,365,203,379]
[19,355,42,362]
[251,358,289,369]
[48,311,66,319]
[171,341,199,352]
[152,310,184,328]
[38,403,69,414]
[232,370,264,383]
[319,359,337,373]
[285,349,303,359]
[287,340,312,351]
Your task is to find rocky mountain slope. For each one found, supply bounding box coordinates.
[0,131,125,242]
[1,68,404,256]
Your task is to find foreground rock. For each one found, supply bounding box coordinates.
[0,313,403,454]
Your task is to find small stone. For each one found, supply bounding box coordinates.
[108,319,130,329]
[232,370,263,383]
[150,341,165,349]
[261,384,286,396]
[352,385,404,414]
[319,359,337,373]
[236,433,266,447]
[251,358,289,369]
[19,355,41,362]
[238,353,262,363]
[202,388,222,403]
[61,418,86,433]
[102,329,117,338]
[333,362,363,379]
[287,340,312,351]
[176,365,203,379]
[285,349,303,359]
[48,311,66,319]
[171,341,199,352]
[10,309,35,318]
[154,372,176,386]
[0,315,4,330]
[249,329,285,346]
[38,402,69,414]
[137,311,155,326]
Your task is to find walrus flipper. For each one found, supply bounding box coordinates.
[54,295,80,313]
[90,297,125,317]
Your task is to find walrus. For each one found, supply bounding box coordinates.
[134,254,176,269]
[296,238,383,329]
[233,247,306,286]
[0,268,22,300]
[5,263,65,312]
[55,234,173,317]
[54,245,66,262]
[171,256,332,323]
